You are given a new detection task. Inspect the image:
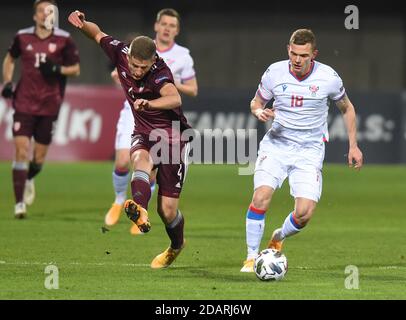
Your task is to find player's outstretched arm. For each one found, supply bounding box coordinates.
[335,94,363,170]
[68,10,107,44]
[250,94,274,122]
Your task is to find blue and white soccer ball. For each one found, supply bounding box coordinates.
[254,249,288,281]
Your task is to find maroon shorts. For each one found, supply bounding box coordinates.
[130,132,190,199]
[13,112,58,145]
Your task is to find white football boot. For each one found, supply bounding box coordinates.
[15,202,27,219]
[24,179,35,205]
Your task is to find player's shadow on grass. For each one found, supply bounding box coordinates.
[158,266,259,283]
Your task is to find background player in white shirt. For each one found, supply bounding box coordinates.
[105,8,198,234]
[241,29,363,272]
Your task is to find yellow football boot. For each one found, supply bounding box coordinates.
[104,203,123,226]
[151,241,185,269]
[124,199,151,233]
[240,259,255,273]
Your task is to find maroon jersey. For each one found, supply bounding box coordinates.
[8,26,80,116]
[100,35,191,142]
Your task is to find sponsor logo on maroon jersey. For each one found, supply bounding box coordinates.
[109,40,121,46]
[48,43,57,53]
[155,76,170,84]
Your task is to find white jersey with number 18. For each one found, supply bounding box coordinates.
[257,60,346,141]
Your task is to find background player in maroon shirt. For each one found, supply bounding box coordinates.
[1,0,80,218]
[68,9,191,269]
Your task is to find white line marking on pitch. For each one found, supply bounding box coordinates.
[0,260,151,267]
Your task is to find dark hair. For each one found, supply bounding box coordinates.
[156,8,181,26]
[289,29,317,50]
[129,36,156,60]
[33,0,56,13]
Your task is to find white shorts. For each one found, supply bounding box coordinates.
[254,131,325,202]
[115,100,133,150]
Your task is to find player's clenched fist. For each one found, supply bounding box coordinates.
[68,10,85,28]
[254,108,275,122]
[1,82,13,98]
[134,99,150,111]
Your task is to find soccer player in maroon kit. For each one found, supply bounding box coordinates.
[1,0,80,218]
[68,10,191,269]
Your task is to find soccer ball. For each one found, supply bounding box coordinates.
[254,249,288,281]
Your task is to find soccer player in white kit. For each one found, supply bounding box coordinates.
[240,29,363,272]
[104,8,198,234]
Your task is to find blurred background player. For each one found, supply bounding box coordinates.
[104,8,198,235]
[240,29,363,272]
[1,0,80,218]
[68,9,192,269]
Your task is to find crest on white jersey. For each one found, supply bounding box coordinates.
[309,85,319,97]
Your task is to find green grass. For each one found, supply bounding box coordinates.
[0,162,405,299]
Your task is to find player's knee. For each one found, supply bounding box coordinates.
[115,159,129,171]
[33,154,46,164]
[131,150,153,171]
[157,202,178,224]
[115,152,130,170]
[15,147,29,162]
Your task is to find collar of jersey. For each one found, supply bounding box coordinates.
[288,60,315,82]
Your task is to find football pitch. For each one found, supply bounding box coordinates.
[0,162,405,300]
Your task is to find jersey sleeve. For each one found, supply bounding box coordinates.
[99,35,125,66]
[180,54,196,82]
[153,68,175,94]
[256,67,274,101]
[8,34,21,59]
[62,36,80,66]
[328,70,346,101]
